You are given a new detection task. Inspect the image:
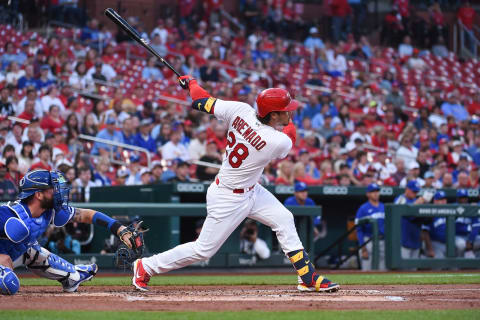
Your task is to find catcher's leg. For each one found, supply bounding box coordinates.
[0,254,19,295]
[19,245,97,292]
[248,185,339,292]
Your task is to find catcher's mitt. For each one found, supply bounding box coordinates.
[114,221,147,269]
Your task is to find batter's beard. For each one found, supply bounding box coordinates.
[40,197,54,210]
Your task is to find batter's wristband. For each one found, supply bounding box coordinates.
[110,221,123,236]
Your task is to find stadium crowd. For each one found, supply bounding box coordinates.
[0,0,479,204]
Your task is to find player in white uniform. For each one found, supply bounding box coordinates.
[132,76,340,293]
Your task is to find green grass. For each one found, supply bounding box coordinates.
[18,272,480,286]
[2,310,479,320]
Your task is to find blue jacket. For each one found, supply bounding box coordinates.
[355,201,385,246]
[394,194,422,249]
[284,196,316,206]
[425,217,446,243]
[134,133,157,153]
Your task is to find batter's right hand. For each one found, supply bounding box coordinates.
[178,75,195,90]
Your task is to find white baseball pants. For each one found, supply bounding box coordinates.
[142,182,304,275]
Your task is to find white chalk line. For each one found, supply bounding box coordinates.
[124,295,406,302]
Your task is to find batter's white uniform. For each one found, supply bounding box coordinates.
[142,99,304,274]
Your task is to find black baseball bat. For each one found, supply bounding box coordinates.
[104,8,184,84]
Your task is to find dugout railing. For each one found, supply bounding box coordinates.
[314,217,380,270]
[385,204,479,269]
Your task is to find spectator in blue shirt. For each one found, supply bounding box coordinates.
[441,92,469,122]
[91,116,125,156]
[1,42,27,70]
[17,64,39,89]
[134,118,157,153]
[121,117,136,146]
[37,65,56,89]
[81,18,100,46]
[355,183,386,270]
[302,95,322,119]
[93,156,112,186]
[304,27,325,52]
[142,57,164,81]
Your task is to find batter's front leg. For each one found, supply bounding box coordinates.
[248,185,340,292]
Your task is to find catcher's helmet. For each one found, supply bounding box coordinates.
[256,88,299,118]
[18,170,70,207]
[18,170,53,200]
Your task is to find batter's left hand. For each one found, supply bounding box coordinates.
[178,75,195,90]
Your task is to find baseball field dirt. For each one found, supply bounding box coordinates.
[1,284,479,311]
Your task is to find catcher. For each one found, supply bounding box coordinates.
[0,169,144,295]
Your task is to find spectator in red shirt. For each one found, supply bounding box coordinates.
[458,1,476,30]
[275,159,294,185]
[428,2,447,47]
[30,144,53,171]
[292,162,322,186]
[4,156,21,186]
[458,1,476,52]
[330,0,352,43]
[467,93,480,116]
[394,0,409,19]
[40,104,65,134]
[17,99,36,128]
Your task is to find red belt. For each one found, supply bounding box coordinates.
[215,178,255,194]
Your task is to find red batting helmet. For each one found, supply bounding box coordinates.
[256,88,299,118]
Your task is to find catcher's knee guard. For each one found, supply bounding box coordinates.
[22,246,97,292]
[0,265,20,295]
[23,246,76,281]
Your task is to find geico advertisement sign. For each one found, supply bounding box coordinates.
[177,183,205,192]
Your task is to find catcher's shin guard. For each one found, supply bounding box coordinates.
[22,246,97,292]
[0,265,20,295]
[287,249,339,292]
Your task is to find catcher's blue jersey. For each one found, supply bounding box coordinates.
[0,202,53,261]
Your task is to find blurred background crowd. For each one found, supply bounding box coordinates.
[0,0,478,205]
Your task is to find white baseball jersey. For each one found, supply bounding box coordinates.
[213,99,292,189]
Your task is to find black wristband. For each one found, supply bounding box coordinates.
[110,221,123,235]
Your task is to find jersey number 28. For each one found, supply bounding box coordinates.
[226,131,249,168]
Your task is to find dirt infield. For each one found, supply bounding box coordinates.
[1,285,480,311]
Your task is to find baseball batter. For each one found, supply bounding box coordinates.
[133,76,339,293]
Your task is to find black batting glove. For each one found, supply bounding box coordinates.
[178,75,194,90]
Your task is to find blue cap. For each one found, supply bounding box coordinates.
[105,117,116,125]
[367,183,380,193]
[434,190,446,200]
[457,189,468,198]
[298,149,308,155]
[294,182,308,192]
[407,180,420,193]
[424,171,434,179]
[130,154,140,163]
